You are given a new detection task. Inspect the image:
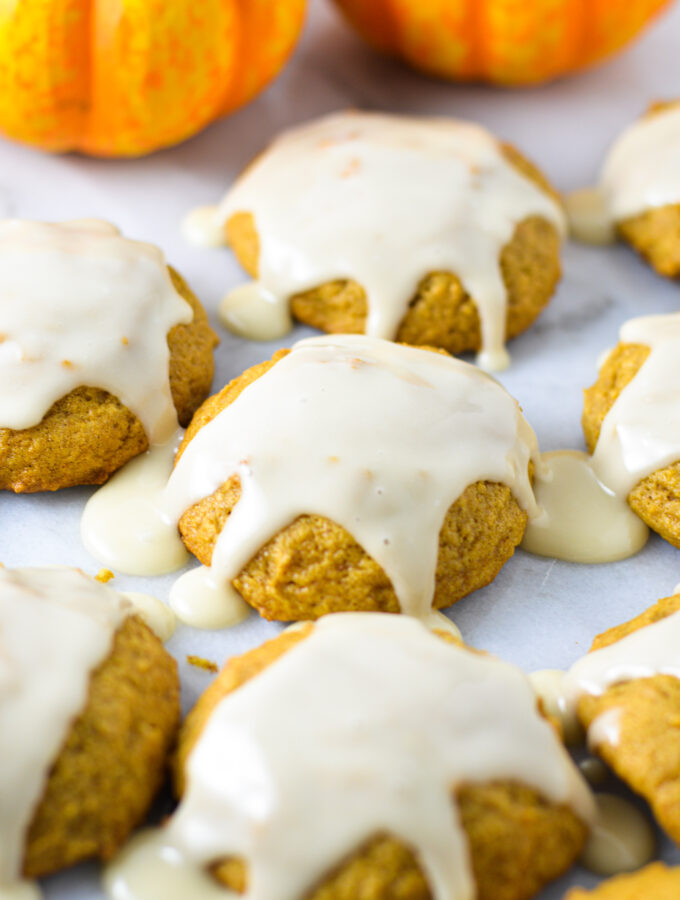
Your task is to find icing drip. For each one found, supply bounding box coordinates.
[0,219,192,442]
[218,283,293,342]
[602,104,680,222]
[528,669,584,745]
[181,206,227,248]
[162,335,539,618]
[192,111,565,368]
[0,567,131,883]
[591,313,680,497]
[81,430,189,576]
[564,188,616,245]
[580,794,656,877]
[121,592,177,643]
[105,614,593,900]
[168,566,251,630]
[522,450,649,563]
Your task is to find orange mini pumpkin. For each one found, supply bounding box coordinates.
[0,0,306,157]
[332,0,672,86]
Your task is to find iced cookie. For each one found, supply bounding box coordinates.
[583,312,680,547]
[106,613,593,900]
[564,592,680,846]
[187,111,565,370]
[0,219,218,492]
[575,101,680,275]
[163,335,540,622]
[0,566,180,888]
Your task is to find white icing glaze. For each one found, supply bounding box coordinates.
[522,450,649,563]
[81,430,189,576]
[162,335,539,619]
[121,592,177,643]
[169,566,251,631]
[218,283,293,342]
[181,206,227,248]
[563,604,680,712]
[588,709,622,750]
[418,610,463,642]
[0,219,192,442]
[0,567,131,883]
[528,669,584,746]
[104,830,228,900]
[580,793,656,877]
[591,313,680,498]
[105,613,594,900]
[602,104,680,221]
[202,111,565,368]
[565,188,617,245]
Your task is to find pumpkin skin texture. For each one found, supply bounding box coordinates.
[0,0,306,157]
[331,0,671,86]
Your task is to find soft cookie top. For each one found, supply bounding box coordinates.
[107,613,593,900]
[198,111,565,369]
[163,335,540,620]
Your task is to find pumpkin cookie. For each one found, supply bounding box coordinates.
[565,592,680,846]
[109,613,591,900]
[0,566,180,884]
[583,312,680,547]
[601,101,680,276]
[164,335,539,622]
[188,111,564,369]
[0,219,218,492]
[565,862,680,898]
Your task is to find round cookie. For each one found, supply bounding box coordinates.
[610,101,680,278]
[582,341,680,547]
[212,111,565,367]
[171,339,535,621]
[573,593,680,847]
[173,620,590,900]
[0,225,218,493]
[0,566,180,882]
[565,862,680,899]
[227,174,561,358]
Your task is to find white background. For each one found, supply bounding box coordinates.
[3,0,680,896]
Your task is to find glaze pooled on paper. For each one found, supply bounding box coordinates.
[0,567,131,883]
[0,219,192,442]
[105,613,593,900]
[522,450,649,564]
[523,312,680,564]
[192,111,566,369]
[162,335,540,618]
